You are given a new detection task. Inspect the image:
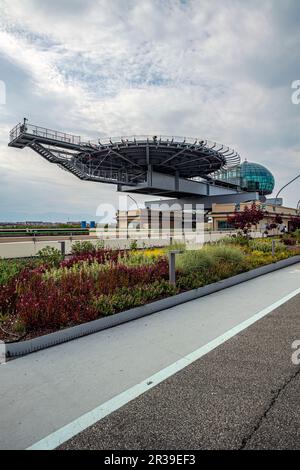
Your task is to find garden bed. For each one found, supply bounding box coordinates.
[1,238,300,349]
[3,253,300,359]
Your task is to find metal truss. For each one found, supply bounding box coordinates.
[9,121,241,186]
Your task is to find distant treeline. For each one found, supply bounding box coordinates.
[0,223,81,229]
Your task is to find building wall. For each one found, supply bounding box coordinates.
[211,202,298,232]
[116,208,187,233]
[116,202,298,236]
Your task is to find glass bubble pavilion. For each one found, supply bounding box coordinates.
[213,160,275,196]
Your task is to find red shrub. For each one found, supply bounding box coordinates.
[60,249,126,268]
[16,271,98,330]
[290,217,300,232]
[12,257,169,332]
[0,277,18,316]
[227,203,265,232]
[282,237,296,246]
[94,258,169,294]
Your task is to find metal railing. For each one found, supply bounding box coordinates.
[9,122,81,145]
[9,122,241,172]
[95,135,240,169]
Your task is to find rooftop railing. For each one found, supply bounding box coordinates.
[9,122,240,169]
[9,122,81,145]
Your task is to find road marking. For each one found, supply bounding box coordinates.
[27,287,300,450]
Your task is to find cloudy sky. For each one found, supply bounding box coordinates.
[0,0,299,221]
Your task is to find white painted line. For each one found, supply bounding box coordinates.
[27,286,300,450]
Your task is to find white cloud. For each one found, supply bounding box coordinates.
[0,0,299,220]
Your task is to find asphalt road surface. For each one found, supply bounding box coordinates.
[59,294,300,450]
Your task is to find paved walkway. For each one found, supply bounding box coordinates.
[0,263,300,449]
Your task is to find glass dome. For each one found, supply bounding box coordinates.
[240,161,275,195]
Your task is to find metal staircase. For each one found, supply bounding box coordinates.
[29,141,89,180]
[57,159,89,181]
[28,142,59,163]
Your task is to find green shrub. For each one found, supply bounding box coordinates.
[37,246,63,267]
[176,248,215,273]
[129,239,138,250]
[95,239,105,250]
[210,245,245,265]
[121,251,159,266]
[71,240,96,255]
[218,234,250,246]
[93,280,178,316]
[176,245,245,274]
[248,238,286,253]
[164,241,186,253]
[0,258,39,285]
[246,250,290,268]
[0,259,23,285]
[292,229,300,243]
[43,260,109,281]
[176,272,205,290]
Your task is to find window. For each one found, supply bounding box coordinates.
[218,220,233,230]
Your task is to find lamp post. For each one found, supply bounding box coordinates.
[275,174,300,206]
[168,250,183,285]
[127,194,139,210]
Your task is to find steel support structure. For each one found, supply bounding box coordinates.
[9,121,241,192]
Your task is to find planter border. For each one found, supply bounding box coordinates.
[4,254,300,359]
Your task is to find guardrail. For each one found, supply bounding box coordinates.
[0,228,89,238]
[0,230,264,258]
[9,121,241,169]
[9,122,81,145]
